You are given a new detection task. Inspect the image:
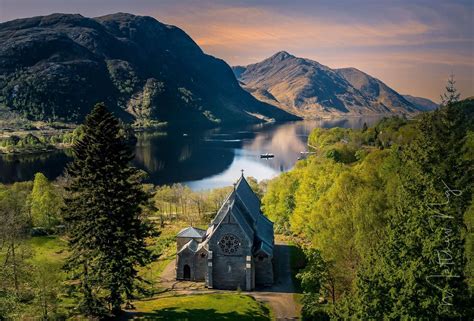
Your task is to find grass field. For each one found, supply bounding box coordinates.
[139,221,195,294]
[26,235,68,266]
[126,293,272,321]
[12,226,276,320]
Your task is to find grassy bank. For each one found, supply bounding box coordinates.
[126,293,272,321]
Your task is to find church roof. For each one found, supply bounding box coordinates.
[177,227,206,238]
[235,176,261,221]
[178,239,199,254]
[256,240,273,256]
[207,175,274,256]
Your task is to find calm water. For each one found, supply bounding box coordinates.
[0,117,382,189]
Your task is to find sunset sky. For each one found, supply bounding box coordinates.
[1,0,472,101]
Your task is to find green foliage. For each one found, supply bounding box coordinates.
[440,73,461,106]
[153,183,233,226]
[349,101,473,320]
[262,101,473,319]
[0,133,54,154]
[296,248,333,320]
[263,172,299,233]
[30,172,63,229]
[62,103,155,316]
[0,182,33,319]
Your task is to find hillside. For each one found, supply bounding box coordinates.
[402,95,438,111]
[233,51,428,118]
[0,14,298,129]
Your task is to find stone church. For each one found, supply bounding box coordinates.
[175,175,274,290]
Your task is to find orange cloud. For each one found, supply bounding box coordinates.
[151,3,473,101]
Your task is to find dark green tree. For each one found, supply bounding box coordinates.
[297,249,333,321]
[348,100,473,320]
[62,103,155,316]
[441,73,461,106]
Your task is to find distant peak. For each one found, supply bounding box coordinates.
[271,51,294,60]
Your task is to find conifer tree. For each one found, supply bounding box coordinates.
[62,103,154,316]
[441,73,461,106]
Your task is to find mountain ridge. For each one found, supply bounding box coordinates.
[402,94,438,111]
[233,51,435,118]
[0,13,299,128]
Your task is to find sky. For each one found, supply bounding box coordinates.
[1,0,473,101]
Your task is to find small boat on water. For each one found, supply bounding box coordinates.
[260,153,274,159]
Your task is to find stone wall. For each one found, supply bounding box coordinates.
[176,247,208,281]
[176,249,194,280]
[208,211,254,290]
[255,255,274,286]
[194,247,208,281]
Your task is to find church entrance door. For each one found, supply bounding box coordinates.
[183,264,191,280]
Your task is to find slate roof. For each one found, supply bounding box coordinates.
[178,238,209,254]
[208,175,274,257]
[178,239,199,254]
[177,227,206,238]
[177,176,274,257]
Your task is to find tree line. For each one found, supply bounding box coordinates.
[262,82,473,319]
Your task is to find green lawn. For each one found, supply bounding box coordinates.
[126,293,271,321]
[16,232,275,320]
[26,235,68,267]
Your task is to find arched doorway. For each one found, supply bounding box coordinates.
[183,264,191,280]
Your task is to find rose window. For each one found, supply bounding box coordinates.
[219,234,240,254]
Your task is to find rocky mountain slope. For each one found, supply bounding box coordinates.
[402,95,438,111]
[233,51,430,118]
[0,14,298,128]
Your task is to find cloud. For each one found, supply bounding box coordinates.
[151,2,473,100]
[1,0,472,100]
[157,5,439,51]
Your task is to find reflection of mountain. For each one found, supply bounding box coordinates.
[133,131,236,185]
[241,117,383,173]
[243,123,307,172]
[1,117,384,186]
[0,151,71,183]
[317,116,383,129]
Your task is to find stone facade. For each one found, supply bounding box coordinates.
[175,175,274,290]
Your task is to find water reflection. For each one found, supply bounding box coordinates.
[0,117,383,188]
[182,117,383,190]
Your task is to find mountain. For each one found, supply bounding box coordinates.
[402,95,438,111]
[233,51,425,118]
[0,14,298,128]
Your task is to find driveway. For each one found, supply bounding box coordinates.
[249,241,300,320]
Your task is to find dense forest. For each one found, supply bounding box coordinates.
[262,98,474,319]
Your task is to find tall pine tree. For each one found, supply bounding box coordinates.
[441,73,461,106]
[63,103,154,316]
